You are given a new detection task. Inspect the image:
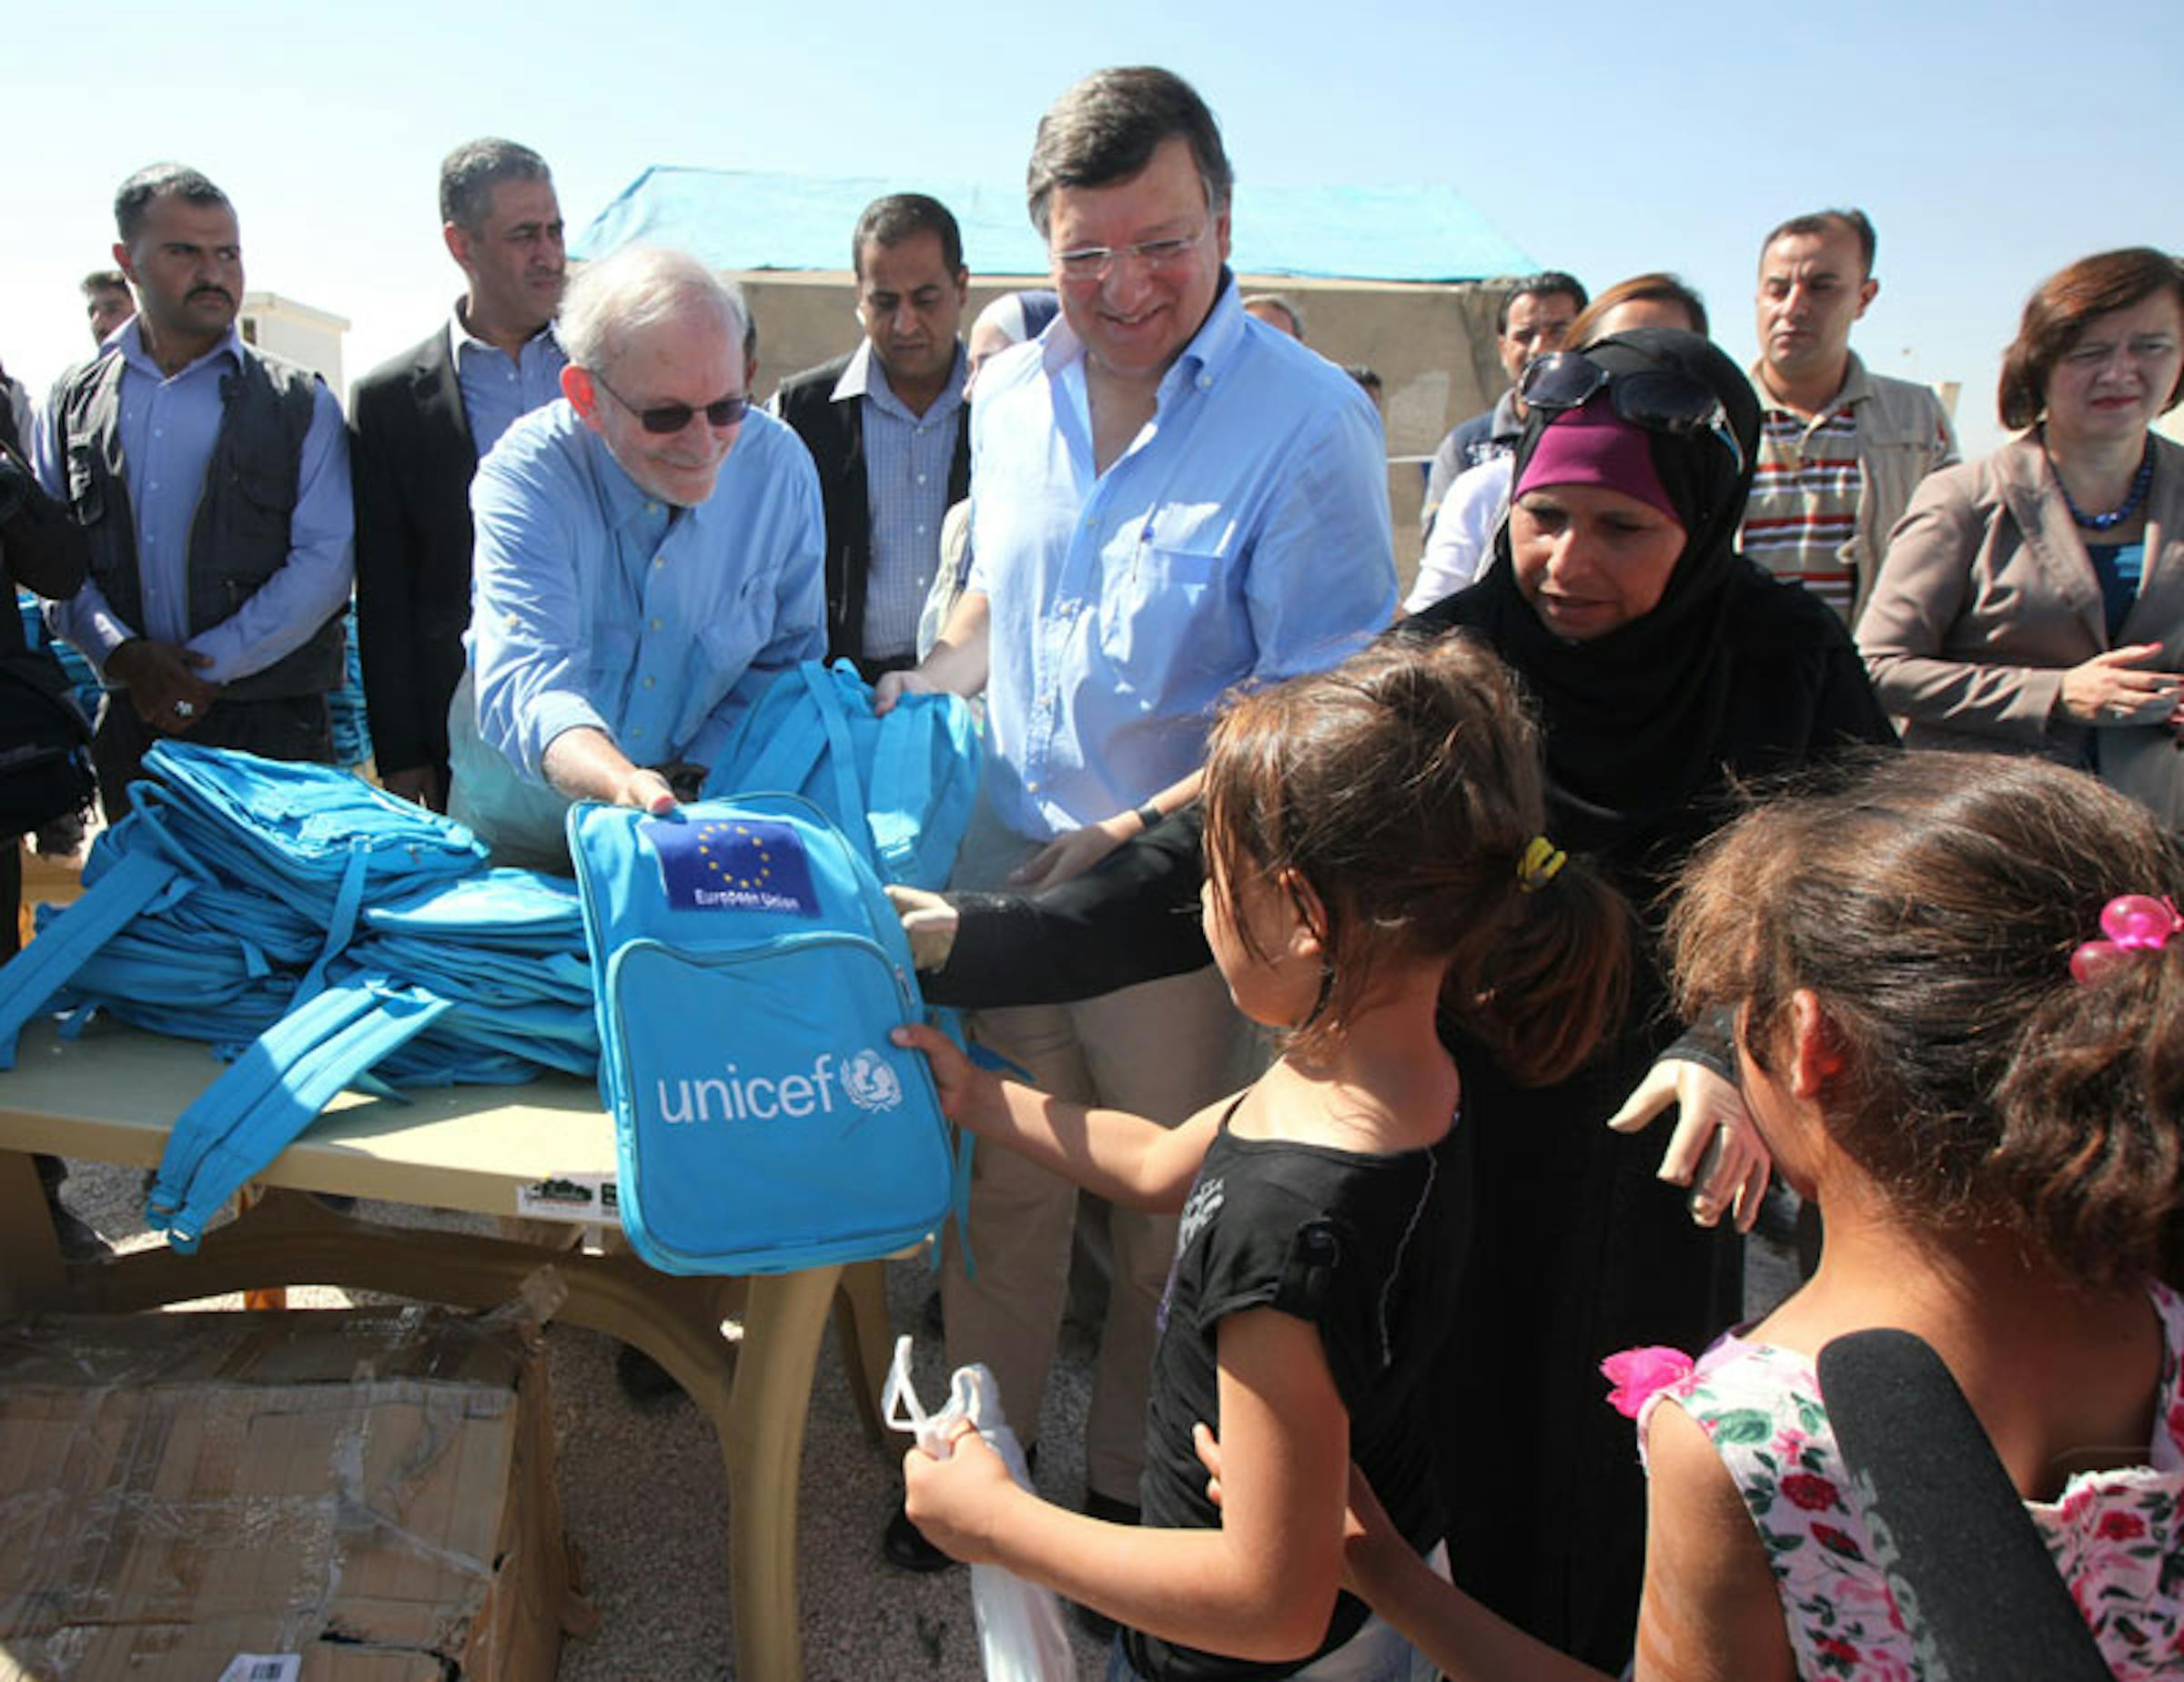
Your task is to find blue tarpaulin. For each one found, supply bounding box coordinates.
[572,167,1532,285]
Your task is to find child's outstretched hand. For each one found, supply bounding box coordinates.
[892,1023,1006,1134]
[903,1420,1015,1565]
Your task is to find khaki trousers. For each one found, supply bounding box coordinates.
[942,962,1258,1504]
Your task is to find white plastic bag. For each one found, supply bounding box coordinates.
[884,1335,1077,1682]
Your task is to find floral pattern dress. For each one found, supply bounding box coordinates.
[1615,1282,2184,1679]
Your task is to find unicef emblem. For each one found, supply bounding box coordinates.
[842,1049,904,1113]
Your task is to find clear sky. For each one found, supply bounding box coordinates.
[7,0,2179,458]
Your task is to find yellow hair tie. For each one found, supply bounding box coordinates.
[1517,835,1567,894]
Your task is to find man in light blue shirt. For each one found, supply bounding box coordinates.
[446,246,824,869]
[37,164,353,818]
[878,66,1395,1558]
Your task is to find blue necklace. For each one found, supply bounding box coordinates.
[2055,435,2156,532]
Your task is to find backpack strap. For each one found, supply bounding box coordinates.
[149,979,453,1252]
[717,660,833,801]
[865,695,977,887]
[800,660,880,863]
[146,981,381,1222]
[0,838,183,1068]
[294,843,371,1005]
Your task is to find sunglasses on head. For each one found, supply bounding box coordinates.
[591,370,751,435]
[1519,351,1744,474]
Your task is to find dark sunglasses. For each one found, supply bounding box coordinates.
[592,370,751,435]
[1518,351,1744,473]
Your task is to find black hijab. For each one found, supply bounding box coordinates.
[1409,328,1765,868]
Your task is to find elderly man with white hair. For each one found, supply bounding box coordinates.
[446,245,824,867]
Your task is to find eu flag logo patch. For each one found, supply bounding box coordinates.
[646,816,820,917]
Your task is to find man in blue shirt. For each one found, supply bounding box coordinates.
[351,138,569,810]
[880,66,1396,1570]
[446,245,824,869]
[37,164,354,820]
[772,193,971,683]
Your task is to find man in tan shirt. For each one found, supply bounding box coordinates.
[1742,207,1957,626]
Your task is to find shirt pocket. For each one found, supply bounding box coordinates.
[1097,542,1228,672]
[223,463,298,559]
[695,595,764,684]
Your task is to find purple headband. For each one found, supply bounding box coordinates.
[1514,394,1681,524]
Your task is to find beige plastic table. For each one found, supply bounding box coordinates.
[0,1016,897,1682]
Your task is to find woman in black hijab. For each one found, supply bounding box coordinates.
[1408,327,1891,1666]
[900,329,1892,1668]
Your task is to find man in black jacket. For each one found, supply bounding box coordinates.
[0,428,103,1259]
[349,138,566,809]
[772,194,969,683]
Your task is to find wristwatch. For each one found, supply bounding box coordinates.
[1134,801,1164,836]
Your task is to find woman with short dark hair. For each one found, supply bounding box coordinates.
[1859,247,2184,822]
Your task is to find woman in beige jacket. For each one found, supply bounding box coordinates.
[1858,248,2184,820]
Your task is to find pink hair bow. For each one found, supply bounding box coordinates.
[2068,895,2184,986]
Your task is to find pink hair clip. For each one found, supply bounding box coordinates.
[2069,895,2184,986]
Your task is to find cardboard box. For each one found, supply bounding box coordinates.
[0,1305,579,1680]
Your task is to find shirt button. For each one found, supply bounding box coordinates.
[1026,779,1040,793]
[153,429,163,439]
[646,502,662,516]
[630,726,645,739]
[1196,374,1212,391]
[915,525,926,536]
[915,473,926,485]
[650,617,663,631]
[642,675,656,689]
[653,556,667,569]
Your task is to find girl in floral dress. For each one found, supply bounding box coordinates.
[1295,749,2184,1680]
[1614,749,2184,1679]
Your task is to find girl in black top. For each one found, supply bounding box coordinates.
[893,634,1628,1678]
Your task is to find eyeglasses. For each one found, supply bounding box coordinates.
[1519,351,1745,474]
[591,370,750,435]
[1053,224,1208,283]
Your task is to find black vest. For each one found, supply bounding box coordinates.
[56,345,343,700]
[773,350,971,671]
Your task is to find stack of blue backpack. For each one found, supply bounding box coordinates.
[0,660,985,1265]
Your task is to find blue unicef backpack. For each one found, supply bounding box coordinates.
[567,794,960,1275]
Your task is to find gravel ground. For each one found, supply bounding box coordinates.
[43,1152,1807,1681]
